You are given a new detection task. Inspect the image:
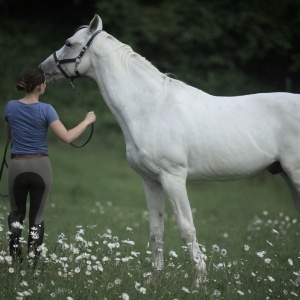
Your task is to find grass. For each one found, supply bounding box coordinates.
[0,136,299,299]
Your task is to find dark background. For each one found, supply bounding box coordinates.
[1,0,300,108]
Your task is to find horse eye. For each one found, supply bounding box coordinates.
[65,41,72,48]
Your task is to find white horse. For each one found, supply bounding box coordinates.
[41,15,300,284]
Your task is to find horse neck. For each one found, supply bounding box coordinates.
[90,35,166,131]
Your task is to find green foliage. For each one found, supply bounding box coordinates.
[96,0,300,95]
[1,0,300,110]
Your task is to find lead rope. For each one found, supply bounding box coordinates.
[68,79,94,148]
[0,137,10,198]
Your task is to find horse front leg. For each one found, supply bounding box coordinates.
[142,176,165,281]
[160,171,206,286]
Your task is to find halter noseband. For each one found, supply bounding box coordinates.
[53,27,102,81]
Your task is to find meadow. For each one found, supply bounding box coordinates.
[0,135,299,299]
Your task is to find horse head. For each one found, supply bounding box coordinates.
[41,15,103,83]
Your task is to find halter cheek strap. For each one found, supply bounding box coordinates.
[53,29,102,81]
[52,28,102,149]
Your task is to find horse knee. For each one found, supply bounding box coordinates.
[150,232,164,246]
[180,226,196,244]
[150,222,164,240]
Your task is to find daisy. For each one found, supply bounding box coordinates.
[212,244,220,252]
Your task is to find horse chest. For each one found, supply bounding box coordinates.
[126,145,160,177]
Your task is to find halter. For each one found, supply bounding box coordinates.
[53,26,102,148]
[53,27,102,81]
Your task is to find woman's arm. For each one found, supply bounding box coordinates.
[49,111,96,144]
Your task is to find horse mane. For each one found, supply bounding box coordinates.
[100,32,186,91]
[75,25,88,33]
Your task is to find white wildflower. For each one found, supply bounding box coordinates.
[264,258,271,264]
[107,242,120,249]
[20,281,28,287]
[134,282,141,289]
[256,251,266,258]
[77,228,84,235]
[213,263,225,270]
[221,249,227,256]
[169,250,178,258]
[212,244,220,252]
[131,251,140,257]
[5,256,13,264]
[122,239,135,245]
[182,287,190,293]
[244,245,250,251]
[11,222,24,229]
[29,230,39,240]
[290,292,298,297]
[268,276,275,282]
[121,256,133,262]
[120,293,129,300]
[75,235,83,242]
[72,247,79,254]
[107,283,114,289]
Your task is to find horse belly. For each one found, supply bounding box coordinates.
[187,146,274,181]
[186,115,279,181]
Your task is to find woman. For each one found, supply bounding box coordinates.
[4,67,96,263]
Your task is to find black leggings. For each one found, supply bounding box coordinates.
[8,156,52,226]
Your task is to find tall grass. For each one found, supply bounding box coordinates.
[0,138,299,299]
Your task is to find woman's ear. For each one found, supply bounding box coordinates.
[36,84,43,93]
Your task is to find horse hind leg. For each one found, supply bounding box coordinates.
[280,169,300,213]
[267,160,300,211]
[279,167,300,285]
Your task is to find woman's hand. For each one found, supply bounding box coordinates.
[84,111,96,125]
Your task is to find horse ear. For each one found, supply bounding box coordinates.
[89,14,103,33]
